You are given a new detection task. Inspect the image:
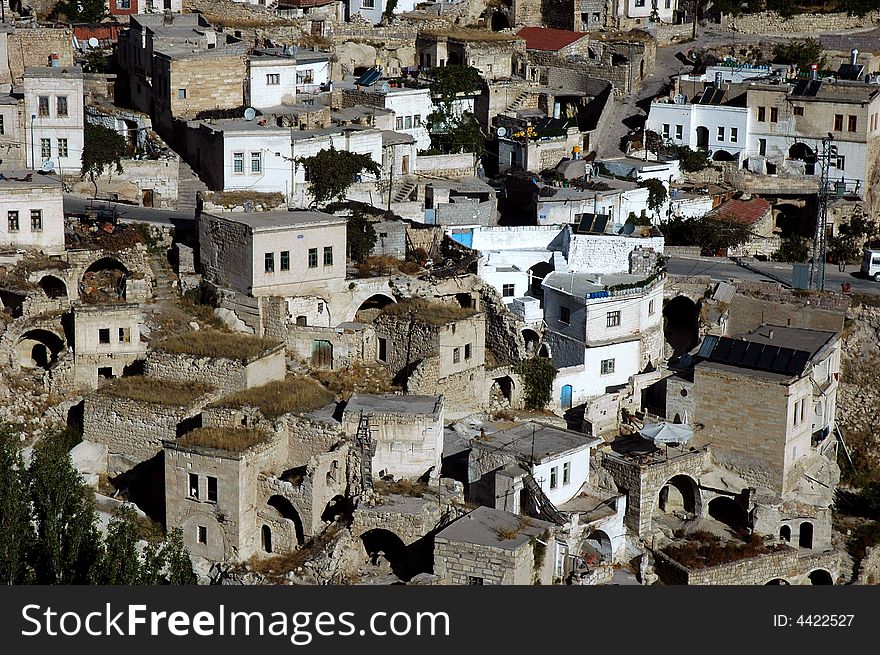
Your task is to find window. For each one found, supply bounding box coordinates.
[56,96,68,117]
[308,248,318,268]
[0,115,3,134]
[362,0,375,7]
[41,138,51,160]
[453,347,460,364]
[99,328,110,344]
[266,73,280,85]
[396,116,403,130]
[233,152,244,173]
[178,88,187,99]
[675,124,682,140]
[834,114,844,131]
[601,358,615,375]
[58,139,68,158]
[717,126,725,141]
[649,299,655,315]
[251,151,262,173]
[662,123,670,138]
[280,250,290,271]
[197,526,207,545]
[467,576,484,585]
[563,462,571,485]
[323,246,333,266]
[207,476,218,503]
[30,210,42,232]
[296,69,314,85]
[464,343,472,360]
[404,116,412,129]
[757,106,766,122]
[118,328,130,343]
[414,114,421,127]
[7,211,19,232]
[730,127,738,143]
[606,310,621,327]
[770,107,778,123]
[38,96,49,117]
[635,0,645,5]
[264,252,275,273]
[793,106,804,116]
[836,155,846,171]
[800,398,806,423]
[188,473,199,499]
[378,337,387,362]
[848,115,858,132]
[549,467,558,489]
[296,315,307,326]
[502,283,515,297]
[559,305,570,324]
[758,138,766,156]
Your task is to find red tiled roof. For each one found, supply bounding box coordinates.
[515,27,588,52]
[710,197,771,225]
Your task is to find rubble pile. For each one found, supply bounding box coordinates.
[81,268,125,304]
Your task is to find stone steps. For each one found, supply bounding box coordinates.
[177,160,209,216]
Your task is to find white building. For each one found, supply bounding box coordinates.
[542,271,664,409]
[346,0,419,24]
[0,171,65,254]
[616,0,677,25]
[246,49,333,108]
[23,67,84,173]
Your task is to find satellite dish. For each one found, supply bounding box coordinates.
[497,127,507,137]
[88,37,99,48]
[622,223,636,236]
[40,160,55,173]
[243,107,256,121]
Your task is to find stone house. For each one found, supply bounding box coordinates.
[705,196,779,257]
[336,83,433,151]
[247,47,332,110]
[72,302,146,389]
[341,393,444,481]
[433,506,556,585]
[0,170,64,253]
[425,177,498,229]
[516,26,592,58]
[416,29,526,81]
[1,90,25,167]
[23,66,84,172]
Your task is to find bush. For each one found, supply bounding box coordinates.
[772,235,810,263]
[515,357,558,410]
[99,377,213,406]
[662,531,784,569]
[177,428,269,453]
[155,329,281,361]
[211,376,334,418]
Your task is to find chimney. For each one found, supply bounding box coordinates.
[768,329,774,339]
[851,48,859,66]
[714,71,723,88]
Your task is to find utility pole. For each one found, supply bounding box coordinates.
[810,134,835,292]
[387,153,394,213]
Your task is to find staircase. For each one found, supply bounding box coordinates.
[505,91,531,113]
[177,160,209,217]
[356,411,375,491]
[392,178,417,203]
[147,250,179,305]
[523,473,567,525]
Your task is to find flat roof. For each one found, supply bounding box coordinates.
[381,130,415,146]
[344,393,442,418]
[739,324,837,359]
[0,171,61,189]
[471,421,601,463]
[250,47,331,64]
[436,506,552,551]
[198,118,289,135]
[203,209,346,231]
[542,271,651,297]
[24,66,83,79]
[426,177,495,193]
[290,124,375,141]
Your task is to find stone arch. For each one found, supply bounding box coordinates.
[490,11,510,31]
[261,524,272,553]
[798,521,813,549]
[806,569,833,585]
[707,496,748,532]
[490,375,514,406]
[765,578,790,585]
[81,256,129,303]
[788,142,816,175]
[655,474,700,517]
[528,261,554,297]
[38,275,67,299]
[538,343,551,358]
[522,328,540,354]
[16,329,65,369]
[266,495,304,546]
[713,149,736,162]
[360,528,410,579]
[321,495,353,523]
[584,529,612,560]
[357,293,395,312]
[664,296,700,359]
[780,525,791,542]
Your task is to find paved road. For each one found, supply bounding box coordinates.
[63,194,195,229]
[667,254,880,295]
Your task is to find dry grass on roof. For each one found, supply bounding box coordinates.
[99,377,213,406]
[211,376,335,418]
[421,28,519,42]
[154,329,281,361]
[379,298,478,326]
[177,427,270,453]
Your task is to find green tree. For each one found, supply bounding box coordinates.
[55,0,108,22]
[0,428,34,584]
[94,504,159,584]
[663,215,752,256]
[81,122,128,198]
[772,38,826,73]
[426,65,485,158]
[772,235,811,262]
[662,143,711,172]
[515,357,558,410]
[28,429,101,584]
[383,0,399,18]
[163,528,197,585]
[296,147,381,207]
[346,211,377,263]
[639,178,668,222]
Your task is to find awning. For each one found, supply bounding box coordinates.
[639,422,694,445]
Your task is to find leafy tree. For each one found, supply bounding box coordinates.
[638,178,668,222]
[28,429,102,584]
[426,65,485,157]
[840,0,880,17]
[81,122,128,198]
[662,143,711,172]
[626,212,652,227]
[772,38,826,73]
[710,0,747,16]
[296,147,381,207]
[383,0,399,18]
[347,210,378,263]
[515,357,558,410]
[828,208,878,264]
[0,428,34,585]
[55,0,108,22]
[643,129,663,155]
[95,505,162,584]
[772,235,810,262]
[663,215,752,256]
[164,528,197,585]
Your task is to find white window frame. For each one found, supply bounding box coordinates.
[600,358,615,375]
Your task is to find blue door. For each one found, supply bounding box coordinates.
[450,230,473,248]
[561,385,573,411]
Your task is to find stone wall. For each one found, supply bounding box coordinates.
[416,153,475,178]
[654,546,799,585]
[728,286,847,335]
[1,27,74,85]
[287,324,376,370]
[730,10,880,35]
[64,158,180,209]
[434,537,539,585]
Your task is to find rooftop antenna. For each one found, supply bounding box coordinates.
[809,134,835,292]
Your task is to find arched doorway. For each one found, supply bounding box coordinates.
[321,495,352,523]
[261,525,272,553]
[490,11,510,31]
[491,376,514,406]
[798,522,813,549]
[353,293,395,322]
[696,126,709,150]
[788,142,816,175]
[538,343,550,358]
[528,261,554,298]
[584,530,612,560]
[560,384,573,411]
[38,275,67,299]
[707,496,748,532]
[16,329,65,369]
[807,569,833,585]
[664,296,699,358]
[780,525,791,542]
[765,578,790,585]
[713,149,736,162]
[522,329,540,354]
[656,475,700,516]
[81,257,128,303]
[360,528,410,579]
[266,495,304,546]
